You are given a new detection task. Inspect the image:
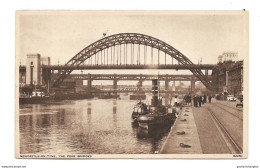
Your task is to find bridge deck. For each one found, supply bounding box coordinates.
[42,64,215,70]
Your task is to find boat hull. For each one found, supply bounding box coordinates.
[98,95,119,99]
[131,112,139,122]
[130,94,146,100]
[54,93,93,101]
[19,96,53,104]
[137,113,175,129]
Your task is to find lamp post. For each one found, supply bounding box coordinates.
[30,62,34,85]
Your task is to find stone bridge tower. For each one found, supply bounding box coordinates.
[26,53,41,85]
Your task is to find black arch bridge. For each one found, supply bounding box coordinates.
[52,33,212,89]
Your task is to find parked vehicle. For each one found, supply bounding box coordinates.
[227,95,236,101]
[236,95,243,107]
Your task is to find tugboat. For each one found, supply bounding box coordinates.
[132,79,177,129]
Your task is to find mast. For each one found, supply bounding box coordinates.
[151,79,159,107]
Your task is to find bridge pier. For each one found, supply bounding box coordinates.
[75,80,84,93]
[139,80,143,87]
[205,69,208,79]
[138,74,143,88]
[113,74,117,95]
[191,76,195,98]
[172,80,175,91]
[87,73,92,91]
[165,74,169,105]
[51,70,54,82]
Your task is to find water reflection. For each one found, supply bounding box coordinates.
[19,107,67,154]
[137,125,172,139]
[19,96,172,154]
[87,102,91,114]
[113,100,117,114]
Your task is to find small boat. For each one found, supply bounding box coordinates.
[19,90,54,104]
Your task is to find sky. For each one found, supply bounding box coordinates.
[17,11,248,85]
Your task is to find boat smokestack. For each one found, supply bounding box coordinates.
[152,79,158,107]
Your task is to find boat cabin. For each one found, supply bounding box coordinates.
[133,102,148,114]
[32,91,45,97]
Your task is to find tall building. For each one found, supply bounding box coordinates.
[227,61,243,96]
[23,54,51,85]
[19,66,26,86]
[40,57,51,65]
[218,51,238,63]
[211,60,243,96]
[40,57,51,85]
[26,53,41,85]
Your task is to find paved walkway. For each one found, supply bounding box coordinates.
[160,99,243,154]
[160,106,202,154]
[192,104,231,154]
[207,100,243,152]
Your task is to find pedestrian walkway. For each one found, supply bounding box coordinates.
[160,106,202,154]
[160,98,243,154]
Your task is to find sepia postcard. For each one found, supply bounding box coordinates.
[15,10,249,159]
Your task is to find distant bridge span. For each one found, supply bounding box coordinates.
[90,88,186,94]
[66,74,204,81]
[50,33,213,89]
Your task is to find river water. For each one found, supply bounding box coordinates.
[19,95,173,154]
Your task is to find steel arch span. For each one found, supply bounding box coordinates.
[53,33,212,89]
